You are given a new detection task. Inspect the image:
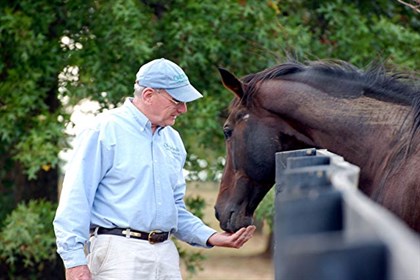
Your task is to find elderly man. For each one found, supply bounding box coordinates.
[53,58,256,280]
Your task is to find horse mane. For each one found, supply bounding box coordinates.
[241,59,420,134]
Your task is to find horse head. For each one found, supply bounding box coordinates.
[214,60,420,233]
[214,68,307,232]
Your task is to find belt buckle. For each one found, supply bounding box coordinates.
[122,229,142,238]
[148,230,162,244]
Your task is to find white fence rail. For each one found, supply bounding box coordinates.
[274,148,420,280]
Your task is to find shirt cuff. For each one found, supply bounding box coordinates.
[189,226,218,248]
[60,248,88,269]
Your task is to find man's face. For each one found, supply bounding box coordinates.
[151,89,187,127]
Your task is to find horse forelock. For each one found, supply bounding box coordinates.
[228,95,242,113]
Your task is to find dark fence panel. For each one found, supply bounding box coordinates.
[274,148,420,280]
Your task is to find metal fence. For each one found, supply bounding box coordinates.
[274,148,420,280]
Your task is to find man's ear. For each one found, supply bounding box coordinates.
[142,87,155,104]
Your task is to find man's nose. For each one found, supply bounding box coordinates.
[178,103,187,114]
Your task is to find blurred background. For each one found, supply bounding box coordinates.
[0,0,419,279]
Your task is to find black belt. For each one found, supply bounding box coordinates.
[94,227,169,244]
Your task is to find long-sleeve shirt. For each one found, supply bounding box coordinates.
[53,98,216,269]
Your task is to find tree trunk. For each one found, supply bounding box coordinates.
[0,155,58,217]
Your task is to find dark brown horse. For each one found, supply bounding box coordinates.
[214,59,420,233]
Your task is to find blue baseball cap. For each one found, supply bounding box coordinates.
[135,58,203,102]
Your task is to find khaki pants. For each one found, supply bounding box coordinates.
[87,234,182,280]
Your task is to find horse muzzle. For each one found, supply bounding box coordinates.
[215,204,254,233]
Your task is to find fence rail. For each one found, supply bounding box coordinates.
[274,148,420,280]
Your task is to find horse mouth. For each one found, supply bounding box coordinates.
[224,210,254,233]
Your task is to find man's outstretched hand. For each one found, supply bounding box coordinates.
[207,225,257,248]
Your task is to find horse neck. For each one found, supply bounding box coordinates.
[260,80,414,192]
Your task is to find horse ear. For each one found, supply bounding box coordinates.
[218,67,244,99]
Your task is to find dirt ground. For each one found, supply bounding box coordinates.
[180,182,274,280]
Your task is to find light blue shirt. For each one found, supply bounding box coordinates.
[53,98,216,269]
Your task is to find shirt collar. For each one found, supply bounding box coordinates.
[124,97,150,131]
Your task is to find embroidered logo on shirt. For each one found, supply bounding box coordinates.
[164,143,181,156]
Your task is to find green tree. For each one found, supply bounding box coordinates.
[0,0,282,214]
[1,1,66,217]
[272,0,420,69]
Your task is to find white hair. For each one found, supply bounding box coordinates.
[134,82,145,97]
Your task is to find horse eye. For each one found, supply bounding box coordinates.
[223,126,233,139]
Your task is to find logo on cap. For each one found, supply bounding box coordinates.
[173,73,187,83]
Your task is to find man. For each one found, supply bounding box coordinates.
[53,58,256,280]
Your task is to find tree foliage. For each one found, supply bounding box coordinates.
[0,200,63,278]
